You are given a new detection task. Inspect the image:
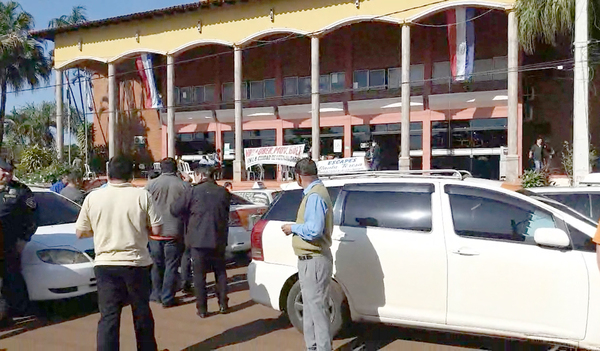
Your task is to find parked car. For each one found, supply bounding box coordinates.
[527,186,600,222]
[227,193,269,257]
[232,189,282,206]
[248,171,600,350]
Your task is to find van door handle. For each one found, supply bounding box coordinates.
[453,248,480,256]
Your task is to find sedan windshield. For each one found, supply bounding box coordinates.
[34,192,81,226]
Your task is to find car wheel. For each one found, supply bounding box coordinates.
[285,279,348,337]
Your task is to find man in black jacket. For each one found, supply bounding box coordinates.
[171,165,231,318]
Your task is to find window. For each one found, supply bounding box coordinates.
[591,194,600,221]
[568,224,595,252]
[410,64,425,87]
[493,56,508,81]
[263,187,341,222]
[34,192,81,227]
[204,84,215,102]
[320,74,331,93]
[194,86,204,104]
[284,77,298,96]
[331,72,345,92]
[174,87,180,106]
[433,61,451,85]
[264,79,276,98]
[299,77,311,95]
[388,68,400,89]
[369,69,386,88]
[446,185,558,244]
[231,194,254,206]
[543,193,591,220]
[180,87,192,105]
[353,70,368,90]
[473,59,494,82]
[250,81,265,100]
[222,82,234,102]
[341,184,433,231]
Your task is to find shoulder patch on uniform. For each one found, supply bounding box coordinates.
[26,197,36,209]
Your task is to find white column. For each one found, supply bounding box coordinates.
[573,0,590,184]
[506,11,520,182]
[233,46,244,182]
[108,63,116,158]
[399,24,411,171]
[167,54,175,158]
[311,36,320,161]
[55,70,63,160]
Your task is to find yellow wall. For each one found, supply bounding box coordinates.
[53,0,514,69]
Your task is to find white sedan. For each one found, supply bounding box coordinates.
[21,188,96,301]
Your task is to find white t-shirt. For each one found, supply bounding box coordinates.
[75,182,162,266]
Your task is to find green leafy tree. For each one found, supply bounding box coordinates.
[48,5,87,28]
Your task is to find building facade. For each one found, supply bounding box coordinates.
[35,0,524,181]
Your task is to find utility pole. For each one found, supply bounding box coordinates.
[573,0,589,184]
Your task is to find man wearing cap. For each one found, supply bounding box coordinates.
[0,158,37,321]
[281,158,334,351]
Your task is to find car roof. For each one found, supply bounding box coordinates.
[528,186,600,194]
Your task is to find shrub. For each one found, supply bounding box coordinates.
[15,145,54,175]
[561,141,598,185]
[522,169,553,188]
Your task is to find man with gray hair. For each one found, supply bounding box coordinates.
[281,158,334,351]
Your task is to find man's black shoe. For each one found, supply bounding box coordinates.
[197,311,208,318]
[162,301,178,309]
[219,305,228,314]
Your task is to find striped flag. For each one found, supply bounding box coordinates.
[135,53,163,109]
[446,7,475,82]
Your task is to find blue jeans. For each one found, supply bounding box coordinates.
[148,239,183,305]
[534,160,542,171]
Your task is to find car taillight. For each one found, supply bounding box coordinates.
[229,211,242,227]
[251,219,267,261]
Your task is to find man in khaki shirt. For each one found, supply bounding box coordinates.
[76,156,162,351]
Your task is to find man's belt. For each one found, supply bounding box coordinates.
[298,255,313,261]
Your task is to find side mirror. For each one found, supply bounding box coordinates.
[533,228,570,249]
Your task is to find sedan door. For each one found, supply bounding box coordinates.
[330,182,447,324]
[442,184,588,339]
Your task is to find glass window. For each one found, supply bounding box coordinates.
[320,74,330,93]
[174,87,180,106]
[34,192,81,226]
[204,84,215,103]
[331,72,345,92]
[299,77,311,95]
[369,69,386,88]
[353,70,368,90]
[264,187,341,222]
[543,194,591,220]
[341,189,433,231]
[284,77,298,96]
[473,59,494,82]
[231,194,254,205]
[250,81,265,100]
[194,86,204,104]
[493,56,508,81]
[591,194,600,221]
[446,185,557,244]
[433,61,451,85]
[179,133,193,142]
[410,64,425,87]
[388,68,401,89]
[222,82,234,102]
[568,224,595,252]
[180,87,192,105]
[264,79,276,98]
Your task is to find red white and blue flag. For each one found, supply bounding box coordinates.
[135,53,163,110]
[446,7,475,82]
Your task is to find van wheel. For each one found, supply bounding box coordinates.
[285,280,348,337]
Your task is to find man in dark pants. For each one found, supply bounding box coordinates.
[171,165,230,318]
[0,158,37,321]
[145,158,190,308]
[76,156,163,351]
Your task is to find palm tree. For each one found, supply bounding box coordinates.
[0,1,51,147]
[48,5,87,28]
[5,101,58,148]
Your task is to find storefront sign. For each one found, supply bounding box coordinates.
[317,157,369,175]
[244,144,305,167]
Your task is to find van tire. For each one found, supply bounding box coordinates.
[285,280,348,337]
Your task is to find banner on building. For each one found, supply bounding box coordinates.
[317,157,369,175]
[244,144,305,168]
[135,53,163,109]
[447,7,475,82]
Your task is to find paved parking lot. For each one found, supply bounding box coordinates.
[0,265,552,351]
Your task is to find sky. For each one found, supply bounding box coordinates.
[7,0,190,112]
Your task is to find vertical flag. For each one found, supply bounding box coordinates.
[446,7,475,82]
[135,53,163,109]
[83,73,94,113]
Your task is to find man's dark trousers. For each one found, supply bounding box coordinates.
[180,246,193,290]
[94,265,157,351]
[149,239,183,305]
[2,247,30,316]
[190,248,228,313]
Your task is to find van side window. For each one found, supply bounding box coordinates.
[263,186,341,222]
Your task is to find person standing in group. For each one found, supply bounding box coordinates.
[145,158,190,308]
[60,173,85,204]
[171,165,231,318]
[50,173,68,194]
[529,136,544,171]
[369,140,382,171]
[281,158,334,351]
[0,158,37,322]
[75,156,162,351]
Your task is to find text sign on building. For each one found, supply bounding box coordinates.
[244,144,305,167]
[317,157,369,175]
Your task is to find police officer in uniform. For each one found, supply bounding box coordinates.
[0,158,37,322]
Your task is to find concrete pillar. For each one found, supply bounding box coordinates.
[167,54,175,158]
[233,46,244,182]
[573,0,590,184]
[311,36,320,160]
[108,63,116,158]
[276,122,283,181]
[399,24,411,170]
[506,11,520,182]
[55,70,63,160]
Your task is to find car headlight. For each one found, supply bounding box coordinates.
[37,249,90,265]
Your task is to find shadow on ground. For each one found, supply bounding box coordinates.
[183,313,291,350]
